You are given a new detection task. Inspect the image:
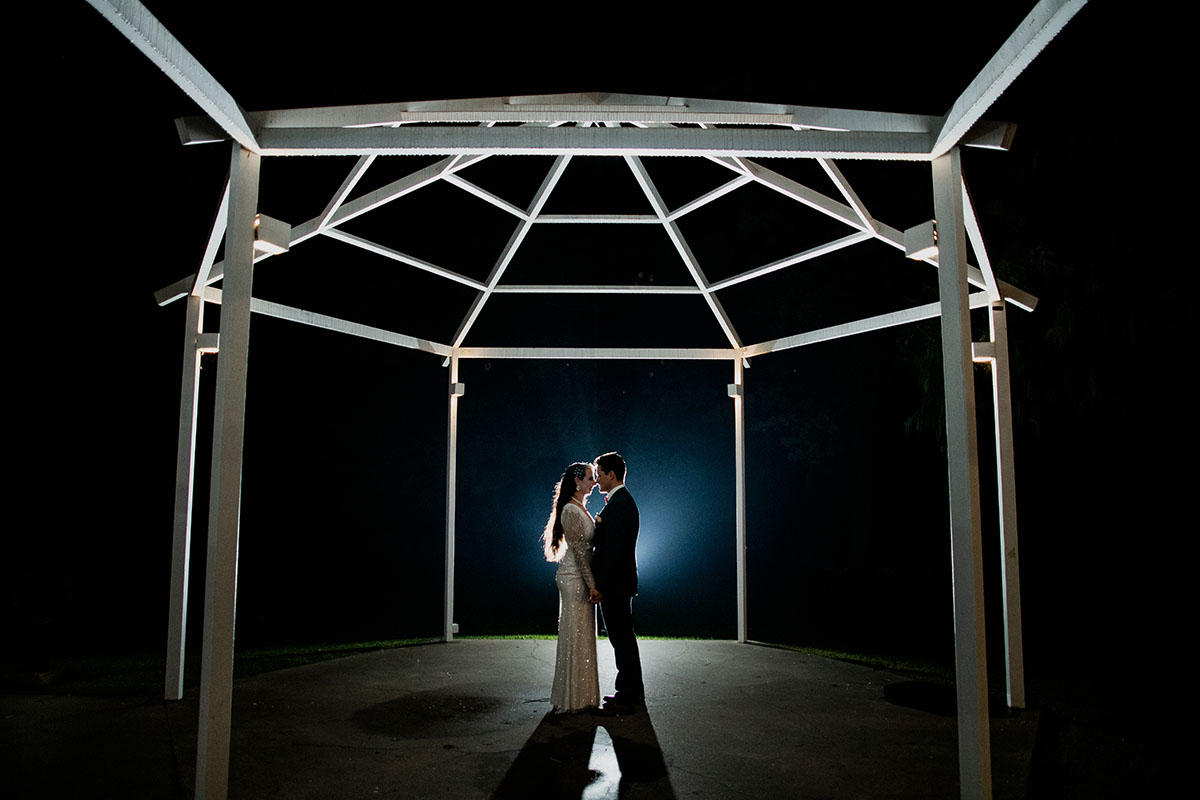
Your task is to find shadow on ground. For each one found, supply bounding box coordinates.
[493,709,675,799]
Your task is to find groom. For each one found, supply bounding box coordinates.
[590,451,645,714]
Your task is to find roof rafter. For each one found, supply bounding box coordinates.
[85,0,260,152]
[202,287,452,357]
[709,232,875,293]
[624,154,743,348]
[320,155,376,230]
[254,125,937,160]
[319,229,488,291]
[932,0,1087,157]
[744,291,995,357]
[452,155,571,347]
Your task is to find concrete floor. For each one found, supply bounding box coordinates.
[1,639,1038,798]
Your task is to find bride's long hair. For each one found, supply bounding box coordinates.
[542,462,590,562]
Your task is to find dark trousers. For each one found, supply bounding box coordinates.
[599,595,644,701]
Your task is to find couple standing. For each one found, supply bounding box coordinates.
[542,452,644,715]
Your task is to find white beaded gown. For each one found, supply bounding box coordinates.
[550,502,600,712]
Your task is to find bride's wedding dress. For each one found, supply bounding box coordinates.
[550,501,600,712]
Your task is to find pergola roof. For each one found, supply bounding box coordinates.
[91,0,1086,364]
[152,83,1044,363]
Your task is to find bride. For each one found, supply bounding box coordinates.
[542,462,600,712]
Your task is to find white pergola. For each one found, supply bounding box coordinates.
[90,1,1087,798]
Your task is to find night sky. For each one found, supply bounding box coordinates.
[8,2,1181,698]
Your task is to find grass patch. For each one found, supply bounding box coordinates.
[3,635,950,696]
[2,638,441,696]
[754,642,954,683]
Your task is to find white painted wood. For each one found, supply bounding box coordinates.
[971,341,996,362]
[160,154,490,306]
[256,125,936,160]
[454,347,737,360]
[244,93,1027,143]
[86,0,260,152]
[818,159,876,232]
[155,275,197,307]
[742,293,992,357]
[933,0,1088,158]
[535,214,661,224]
[324,155,467,228]
[624,155,742,347]
[444,356,461,642]
[873,222,1037,308]
[491,285,701,294]
[667,174,755,221]
[933,148,992,800]
[195,180,229,294]
[708,232,873,292]
[987,303,1026,710]
[963,120,1019,151]
[733,359,748,643]
[790,106,942,133]
[320,228,489,291]
[998,285,1037,313]
[165,293,204,700]
[741,159,873,232]
[962,176,1001,303]
[443,173,530,220]
[201,287,453,357]
[452,156,571,347]
[196,144,260,800]
[250,92,814,129]
[319,154,376,230]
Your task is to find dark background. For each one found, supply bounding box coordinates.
[7,2,1181,710]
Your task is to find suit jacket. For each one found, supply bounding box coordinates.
[592,487,639,598]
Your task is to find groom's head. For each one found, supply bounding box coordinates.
[595,452,626,493]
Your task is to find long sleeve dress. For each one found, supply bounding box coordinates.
[550,502,600,712]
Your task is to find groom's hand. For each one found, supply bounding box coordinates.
[589,588,603,604]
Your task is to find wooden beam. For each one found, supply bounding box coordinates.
[455,346,738,360]
[741,159,873,231]
[668,174,755,221]
[255,125,936,160]
[535,214,661,224]
[320,229,488,291]
[195,144,259,800]
[933,147,992,800]
[932,0,1088,157]
[818,159,876,232]
[708,232,873,293]
[193,179,229,295]
[742,292,992,357]
[443,173,530,220]
[165,293,205,700]
[961,174,1002,303]
[625,154,743,348]
[319,155,376,230]
[86,0,259,152]
[201,287,452,357]
[452,156,571,347]
[492,285,701,294]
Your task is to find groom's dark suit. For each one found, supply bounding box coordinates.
[593,485,644,703]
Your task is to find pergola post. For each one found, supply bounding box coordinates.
[932,147,992,800]
[196,144,260,800]
[165,292,205,700]
[730,359,748,642]
[986,302,1025,709]
[444,355,463,642]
